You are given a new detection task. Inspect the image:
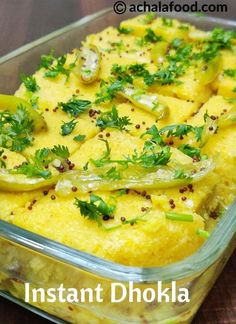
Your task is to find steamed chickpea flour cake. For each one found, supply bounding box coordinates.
[0,13,236,270]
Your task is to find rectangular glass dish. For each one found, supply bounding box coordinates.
[0,8,236,324]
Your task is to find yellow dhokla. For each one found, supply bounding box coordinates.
[0,14,236,267]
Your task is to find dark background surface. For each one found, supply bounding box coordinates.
[0,0,236,323]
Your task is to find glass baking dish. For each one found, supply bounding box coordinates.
[0,7,236,324]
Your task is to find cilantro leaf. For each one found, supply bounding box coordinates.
[224,69,236,79]
[12,145,70,179]
[142,125,165,147]
[196,28,236,62]
[117,26,133,34]
[142,124,204,149]
[171,38,183,49]
[160,124,194,138]
[174,169,191,180]
[95,79,125,104]
[0,105,34,152]
[21,74,40,93]
[59,96,91,117]
[125,146,171,168]
[155,62,185,85]
[101,166,121,180]
[96,106,132,131]
[14,148,52,179]
[144,28,163,43]
[74,194,116,226]
[51,145,69,159]
[39,51,55,69]
[211,28,236,49]
[44,54,77,80]
[90,139,111,167]
[134,28,162,47]
[161,18,173,27]
[178,144,201,159]
[74,134,86,142]
[142,12,156,24]
[111,64,133,84]
[61,120,77,136]
[30,96,39,109]
[91,136,171,169]
[104,41,125,54]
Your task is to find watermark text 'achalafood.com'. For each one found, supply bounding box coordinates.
[113,1,227,15]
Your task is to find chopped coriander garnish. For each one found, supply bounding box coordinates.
[224,69,236,78]
[155,62,185,85]
[39,51,55,69]
[111,60,183,89]
[61,119,77,136]
[142,123,204,147]
[90,139,111,167]
[96,106,131,131]
[142,12,156,24]
[174,169,191,180]
[104,41,125,54]
[178,24,190,31]
[21,74,40,93]
[59,96,91,117]
[135,37,147,47]
[194,126,204,142]
[91,138,171,169]
[225,97,236,104]
[29,96,39,109]
[12,145,70,179]
[196,28,236,62]
[128,63,149,77]
[194,43,219,62]
[144,28,163,43]
[51,145,69,159]
[44,54,77,80]
[83,69,92,75]
[0,105,34,152]
[159,123,203,142]
[168,43,193,64]
[171,38,183,49]
[142,125,165,147]
[178,144,201,159]
[74,134,86,142]
[161,18,173,27]
[74,194,116,227]
[135,29,162,47]
[115,189,128,196]
[211,28,236,50]
[111,64,133,84]
[117,26,133,34]
[165,212,193,222]
[112,63,154,86]
[101,166,121,180]
[125,146,171,168]
[14,148,51,179]
[95,79,125,104]
[160,124,194,138]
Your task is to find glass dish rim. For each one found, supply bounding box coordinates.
[0,7,235,283]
